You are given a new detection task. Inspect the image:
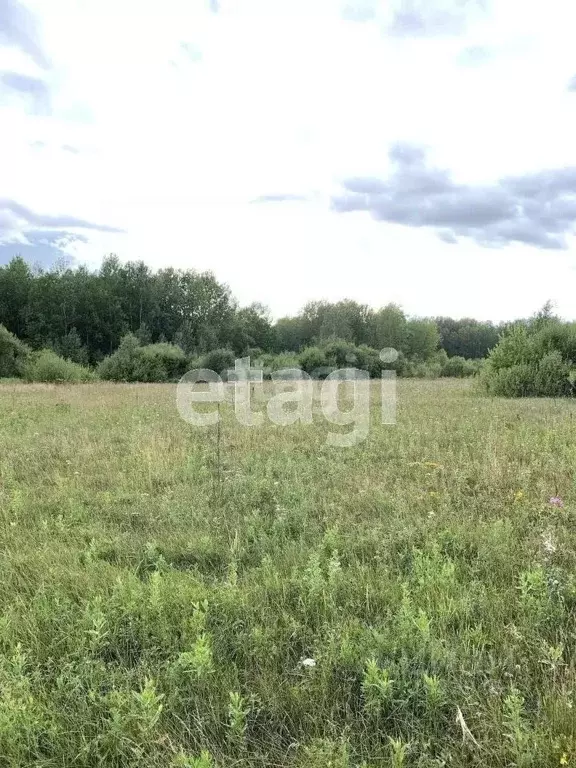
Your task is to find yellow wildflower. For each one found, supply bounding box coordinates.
[560,753,569,765]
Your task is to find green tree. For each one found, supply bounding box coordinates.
[404,319,440,360]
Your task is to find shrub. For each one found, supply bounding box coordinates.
[440,356,478,378]
[98,334,142,381]
[403,360,442,379]
[0,324,30,378]
[23,349,94,383]
[298,346,329,375]
[482,362,536,397]
[482,318,575,397]
[99,336,188,382]
[486,325,537,371]
[534,351,572,396]
[135,343,188,382]
[200,348,236,376]
[322,340,362,368]
[256,352,302,379]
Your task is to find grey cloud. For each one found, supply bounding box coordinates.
[0,199,124,234]
[0,0,49,68]
[250,193,309,204]
[388,0,487,38]
[438,230,458,244]
[0,71,51,114]
[331,142,576,249]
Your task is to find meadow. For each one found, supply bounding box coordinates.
[0,379,575,767]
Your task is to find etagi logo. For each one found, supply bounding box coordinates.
[176,350,398,447]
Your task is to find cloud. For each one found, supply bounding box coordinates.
[568,75,576,92]
[0,231,87,268]
[331,142,576,249]
[0,0,49,68]
[342,0,378,22]
[208,0,219,12]
[458,44,493,66]
[250,193,309,204]
[388,0,487,38]
[180,42,202,63]
[61,144,80,154]
[0,199,124,236]
[0,71,51,114]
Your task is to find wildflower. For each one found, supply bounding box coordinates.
[549,497,564,508]
[424,462,443,469]
[514,490,524,502]
[560,753,568,765]
[300,658,316,668]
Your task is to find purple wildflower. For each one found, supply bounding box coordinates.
[549,496,564,508]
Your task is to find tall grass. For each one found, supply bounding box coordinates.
[0,379,575,766]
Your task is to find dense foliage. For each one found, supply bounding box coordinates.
[482,309,576,397]
[98,335,189,383]
[0,323,30,378]
[1,256,502,364]
[4,255,573,393]
[23,349,94,383]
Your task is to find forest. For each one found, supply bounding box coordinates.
[0,254,502,366]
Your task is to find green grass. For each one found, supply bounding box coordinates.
[0,379,575,767]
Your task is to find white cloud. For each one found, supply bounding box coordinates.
[1,0,576,321]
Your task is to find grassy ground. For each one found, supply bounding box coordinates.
[1,379,575,767]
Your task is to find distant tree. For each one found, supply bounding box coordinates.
[369,304,407,351]
[0,256,32,337]
[55,327,89,366]
[274,316,309,352]
[435,317,500,359]
[231,303,274,355]
[404,319,440,360]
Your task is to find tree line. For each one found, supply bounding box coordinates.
[0,255,504,365]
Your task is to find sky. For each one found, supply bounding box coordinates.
[1,0,576,321]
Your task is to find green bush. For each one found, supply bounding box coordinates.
[482,317,574,397]
[534,351,572,396]
[0,324,30,378]
[135,343,188,382]
[440,355,479,378]
[486,325,537,371]
[200,348,236,376]
[256,352,301,379]
[99,336,188,382]
[403,360,442,379]
[98,334,142,381]
[298,346,329,375]
[23,349,94,383]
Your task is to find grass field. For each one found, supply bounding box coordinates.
[1,379,576,767]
